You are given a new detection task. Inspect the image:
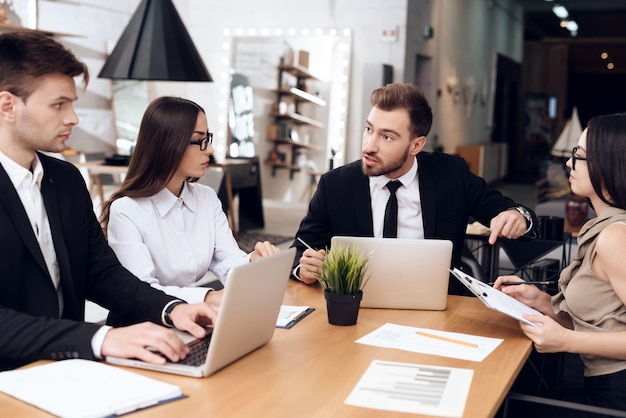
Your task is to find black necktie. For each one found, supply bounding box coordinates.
[383,180,402,238]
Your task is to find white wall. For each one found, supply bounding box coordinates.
[429,0,523,154]
[176,0,411,203]
[35,0,522,204]
[37,0,141,154]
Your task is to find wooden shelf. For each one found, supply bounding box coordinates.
[266,160,302,178]
[277,87,326,106]
[278,64,320,80]
[268,138,321,151]
[273,111,324,128]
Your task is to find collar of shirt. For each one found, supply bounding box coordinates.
[368,156,419,191]
[368,156,423,238]
[0,150,44,190]
[151,181,198,217]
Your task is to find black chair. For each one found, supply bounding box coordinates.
[502,392,626,418]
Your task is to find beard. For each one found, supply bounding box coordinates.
[361,145,412,177]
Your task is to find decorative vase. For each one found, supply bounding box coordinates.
[324,290,362,326]
[565,195,589,228]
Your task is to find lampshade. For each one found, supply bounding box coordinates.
[551,107,582,158]
[98,0,212,81]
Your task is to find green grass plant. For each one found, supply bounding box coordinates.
[316,243,370,295]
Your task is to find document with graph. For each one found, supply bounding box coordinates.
[345,360,473,417]
[450,268,543,326]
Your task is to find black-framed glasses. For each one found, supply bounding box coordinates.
[571,146,588,170]
[189,132,213,151]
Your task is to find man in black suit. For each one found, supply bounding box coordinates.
[0,31,216,371]
[291,83,537,294]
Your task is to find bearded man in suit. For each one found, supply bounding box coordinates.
[291,83,537,295]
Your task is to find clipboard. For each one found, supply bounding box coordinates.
[450,268,543,326]
[276,306,315,329]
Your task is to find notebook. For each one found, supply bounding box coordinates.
[106,248,296,378]
[330,236,452,310]
[450,267,543,326]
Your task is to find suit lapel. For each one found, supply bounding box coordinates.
[352,166,375,235]
[417,154,436,237]
[0,162,51,277]
[39,156,78,317]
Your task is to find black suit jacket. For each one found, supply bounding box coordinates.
[291,152,537,293]
[0,153,176,371]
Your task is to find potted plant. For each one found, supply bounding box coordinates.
[316,243,370,326]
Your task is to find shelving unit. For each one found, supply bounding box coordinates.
[267,58,327,179]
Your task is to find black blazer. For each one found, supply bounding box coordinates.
[0,153,176,371]
[291,152,537,293]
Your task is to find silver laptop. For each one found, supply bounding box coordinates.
[330,237,452,310]
[106,248,295,378]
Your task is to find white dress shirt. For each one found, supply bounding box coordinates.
[368,157,424,239]
[107,181,250,303]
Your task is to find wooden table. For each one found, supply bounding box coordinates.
[0,282,532,418]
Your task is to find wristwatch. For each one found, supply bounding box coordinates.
[513,206,532,230]
[163,300,186,327]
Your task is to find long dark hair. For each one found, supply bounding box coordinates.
[100,96,205,232]
[586,112,626,209]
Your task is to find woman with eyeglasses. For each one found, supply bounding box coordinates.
[494,113,626,411]
[100,97,279,324]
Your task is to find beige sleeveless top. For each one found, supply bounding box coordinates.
[552,207,626,376]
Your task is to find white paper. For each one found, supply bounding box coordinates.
[345,360,473,417]
[356,323,502,362]
[0,359,182,418]
[450,268,543,326]
[276,305,310,327]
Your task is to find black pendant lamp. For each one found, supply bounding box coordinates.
[98,0,212,81]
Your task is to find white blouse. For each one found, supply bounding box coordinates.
[107,182,250,303]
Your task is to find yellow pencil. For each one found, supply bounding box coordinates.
[416,331,478,348]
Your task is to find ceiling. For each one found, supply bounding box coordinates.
[516,0,626,74]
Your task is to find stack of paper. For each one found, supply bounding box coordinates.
[0,359,183,417]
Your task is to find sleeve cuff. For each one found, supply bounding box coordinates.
[292,265,303,282]
[91,325,112,359]
[161,299,186,327]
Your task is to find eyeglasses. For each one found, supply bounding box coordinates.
[571,147,588,170]
[189,132,213,151]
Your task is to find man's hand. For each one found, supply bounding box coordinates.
[488,209,528,244]
[250,241,280,261]
[169,302,217,339]
[298,248,326,284]
[101,322,189,364]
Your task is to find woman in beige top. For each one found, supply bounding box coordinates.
[494,113,626,411]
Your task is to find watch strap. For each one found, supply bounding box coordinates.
[163,300,186,327]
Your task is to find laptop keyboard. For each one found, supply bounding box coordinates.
[179,335,211,366]
[151,330,213,366]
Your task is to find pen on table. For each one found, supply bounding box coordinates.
[490,281,556,286]
[416,331,478,348]
[297,237,315,251]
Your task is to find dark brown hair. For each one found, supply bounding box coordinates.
[0,31,88,100]
[586,112,626,209]
[369,83,432,138]
[100,96,205,231]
